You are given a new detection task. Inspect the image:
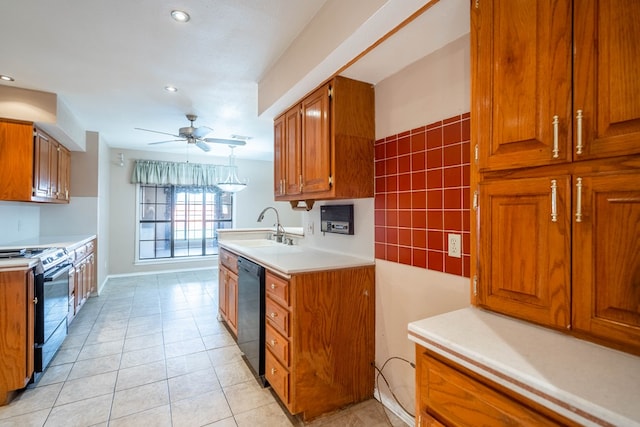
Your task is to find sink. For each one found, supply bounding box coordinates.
[231,239,284,248]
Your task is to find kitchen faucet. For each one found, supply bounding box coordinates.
[257,206,287,243]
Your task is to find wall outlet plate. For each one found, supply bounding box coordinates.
[448,233,461,258]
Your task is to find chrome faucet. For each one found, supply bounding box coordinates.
[257,206,286,243]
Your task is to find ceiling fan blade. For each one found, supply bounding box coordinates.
[135,127,180,138]
[195,141,211,152]
[193,126,213,139]
[203,138,247,146]
[148,139,183,145]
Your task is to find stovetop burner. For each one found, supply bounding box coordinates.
[0,248,27,258]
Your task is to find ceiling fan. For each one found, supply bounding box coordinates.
[135,114,247,152]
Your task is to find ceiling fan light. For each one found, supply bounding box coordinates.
[171,10,190,23]
[216,149,247,192]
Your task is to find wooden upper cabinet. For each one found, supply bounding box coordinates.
[478,176,571,329]
[273,76,374,205]
[57,144,70,201]
[572,172,640,350]
[473,0,572,171]
[33,129,53,198]
[573,0,640,160]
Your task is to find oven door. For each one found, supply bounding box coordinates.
[35,263,71,358]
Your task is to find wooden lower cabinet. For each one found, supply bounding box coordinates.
[415,346,574,427]
[218,248,238,336]
[67,239,96,324]
[0,268,35,405]
[265,266,375,420]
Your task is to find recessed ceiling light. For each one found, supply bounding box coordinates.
[164,85,178,92]
[171,10,190,23]
[0,74,15,82]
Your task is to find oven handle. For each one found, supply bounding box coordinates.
[44,263,72,281]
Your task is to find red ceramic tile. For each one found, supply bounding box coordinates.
[399,246,412,266]
[375,226,386,243]
[443,144,462,167]
[412,125,427,134]
[412,249,427,268]
[426,169,443,190]
[443,211,462,232]
[443,122,461,146]
[462,140,471,164]
[462,210,471,232]
[443,166,462,188]
[463,255,471,278]
[463,232,471,256]
[428,250,444,272]
[412,191,426,210]
[375,143,385,160]
[398,173,411,191]
[386,227,398,245]
[411,171,426,191]
[386,210,398,227]
[374,210,386,227]
[427,127,443,149]
[398,228,412,246]
[398,192,412,210]
[462,164,470,186]
[375,177,386,193]
[398,210,412,228]
[398,135,411,156]
[386,176,397,192]
[412,151,426,171]
[427,189,443,210]
[462,112,471,119]
[445,255,462,276]
[386,139,398,157]
[375,160,385,177]
[376,138,385,145]
[387,244,399,262]
[413,229,427,248]
[398,155,411,173]
[427,210,443,231]
[444,188,462,209]
[374,194,385,210]
[461,118,470,142]
[412,210,427,229]
[462,187,471,209]
[428,230,444,251]
[426,148,443,169]
[375,243,386,260]
[411,132,426,153]
[443,115,461,125]
[385,157,398,175]
[427,120,442,130]
[386,193,397,210]
[398,130,410,139]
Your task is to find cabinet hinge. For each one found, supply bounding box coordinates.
[328,86,333,99]
[474,144,479,163]
[473,190,479,211]
[473,275,478,296]
[33,130,37,137]
[475,0,480,8]
[328,176,333,186]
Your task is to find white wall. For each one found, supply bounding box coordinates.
[108,147,301,275]
[0,202,40,244]
[96,132,111,292]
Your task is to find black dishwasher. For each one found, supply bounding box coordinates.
[237,256,267,386]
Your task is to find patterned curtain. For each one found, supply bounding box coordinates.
[131,160,227,186]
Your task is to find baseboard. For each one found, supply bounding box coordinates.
[374,388,414,426]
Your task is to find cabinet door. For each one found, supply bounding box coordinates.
[273,114,285,198]
[573,1,640,160]
[301,84,331,194]
[57,145,71,201]
[218,268,228,318]
[284,107,302,196]
[572,172,640,351]
[473,0,572,171]
[478,176,571,329]
[0,120,34,201]
[227,270,238,333]
[49,141,60,199]
[33,130,53,198]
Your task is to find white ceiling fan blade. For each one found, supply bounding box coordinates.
[204,138,247,146]
[148,139,183,145]
[195,141,211,152]
[193,126,213,139]
[135,127,180,138]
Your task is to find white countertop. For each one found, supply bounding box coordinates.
[0,234,96,271]
[408,307,640,427]
[218,239,374,275]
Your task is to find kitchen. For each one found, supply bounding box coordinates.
[1,0,640,426]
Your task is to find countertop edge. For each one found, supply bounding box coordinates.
[408,308,640,427]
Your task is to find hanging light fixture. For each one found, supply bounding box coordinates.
[216,146,247,192]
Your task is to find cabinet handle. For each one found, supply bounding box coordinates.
[271,367,277,375]
[299,175,303,193]
[270,283,276,290]
[575,177,583,223]
[270,312,278,318]
[576,110,584,155]
[550,179,558,222]
[270,339,277,347]
[33,297,38,304]
[552,115,559,158]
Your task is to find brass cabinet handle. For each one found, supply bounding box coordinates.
[270,312,278,318]
[271,367,277,375]
[575,177,583,223]
[552,115,559,158]
[576,110,584,155]
[270,339,277,347]
[550,179,558,222]
[270,283,276,290]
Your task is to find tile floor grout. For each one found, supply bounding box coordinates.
[0,269,404,427]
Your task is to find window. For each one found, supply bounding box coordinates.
[138,185,233,260]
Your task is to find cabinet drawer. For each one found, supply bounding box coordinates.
[266,321,289,367]
[265,271,289,306]
[219,248,238,274]
[420,354,559,426]
[266,348,289,405]
[266,296,289,336]
[85,240,95,255]
[75,245,86,260]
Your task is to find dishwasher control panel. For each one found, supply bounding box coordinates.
[320,204,354,235]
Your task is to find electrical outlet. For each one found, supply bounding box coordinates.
[307,221,314,235]
[448,233,461,258]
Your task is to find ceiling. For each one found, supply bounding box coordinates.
[0,0,468,161]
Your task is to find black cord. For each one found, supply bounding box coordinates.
[374,356,416,420]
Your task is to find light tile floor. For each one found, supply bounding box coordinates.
[0,269,407,427]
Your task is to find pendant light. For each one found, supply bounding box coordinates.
[216,146,247,192]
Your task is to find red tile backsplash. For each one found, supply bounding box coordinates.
[375,113,471,278]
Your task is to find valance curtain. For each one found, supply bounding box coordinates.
[131,160,227,186]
